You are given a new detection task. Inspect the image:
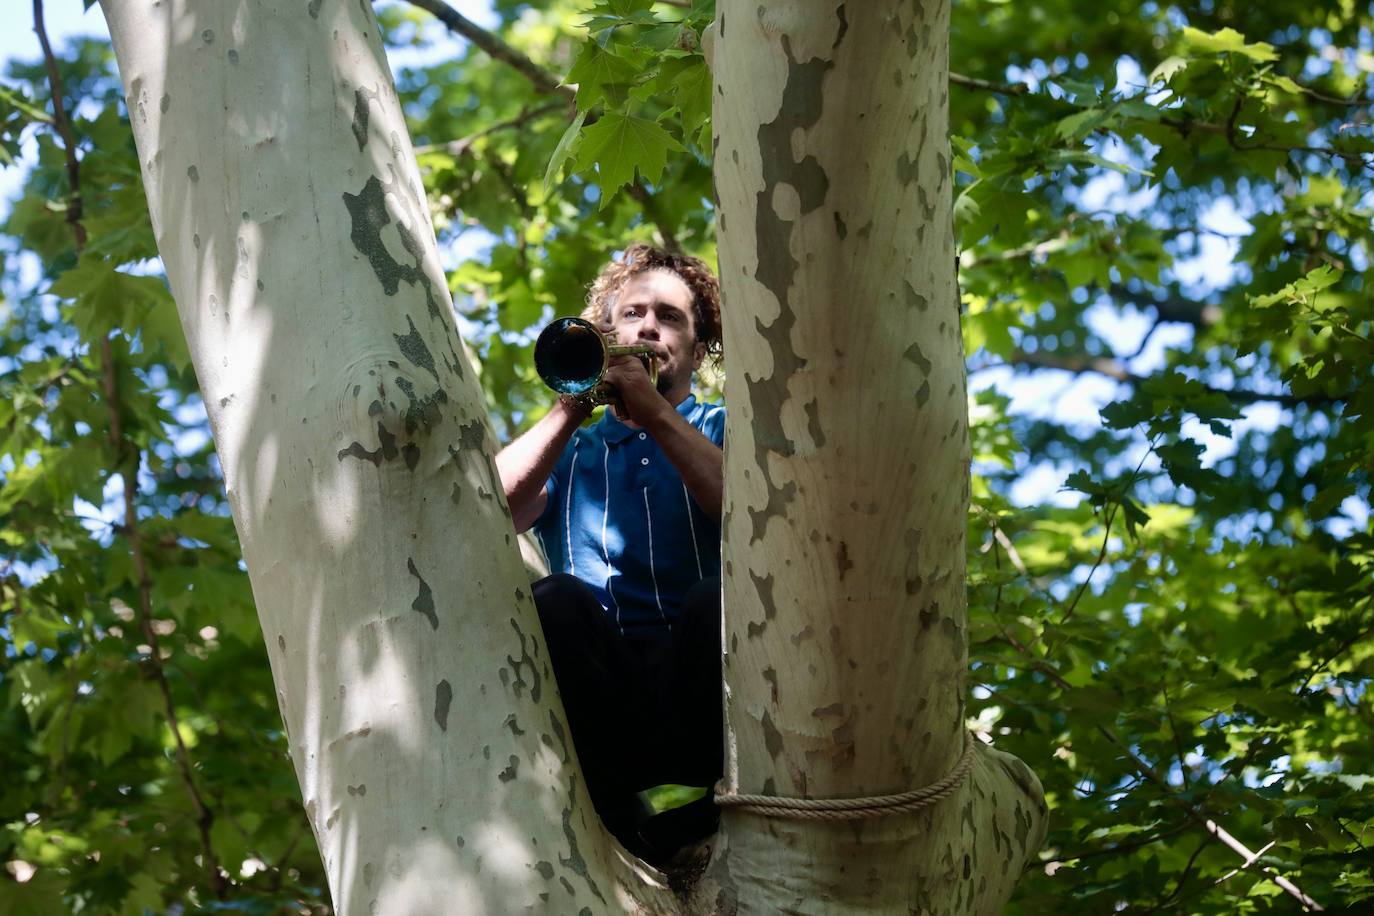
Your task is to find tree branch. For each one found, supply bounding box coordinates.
[1056,435,1159,626]
[413,101,566,157]
[1161,681,1191,791]
[404,0,688,249]
[1109,283,1222,330]
[950,71,1031,96]
[993,633,1325,910]
[405,0,573,102]
[34,0,227,898]
[979,348,1341,409]
[1040,819,1195,867]
[625,182,682,254]
[948,68,1371,171]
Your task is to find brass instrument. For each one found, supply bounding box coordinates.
[534,317,658,406]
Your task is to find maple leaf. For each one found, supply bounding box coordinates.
[574,112,682,207]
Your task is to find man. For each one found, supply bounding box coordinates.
[495,244,725,864]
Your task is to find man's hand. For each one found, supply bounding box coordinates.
[601,352,668,427]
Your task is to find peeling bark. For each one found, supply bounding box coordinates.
[701,1,1046,911]
[100,1,671,911]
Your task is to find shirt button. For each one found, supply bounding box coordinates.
[638,432,647,440]
[640,457,649,466]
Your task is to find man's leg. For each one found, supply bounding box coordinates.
[638,577,723,861]
[531,574,651,850]
[668,576,724,787]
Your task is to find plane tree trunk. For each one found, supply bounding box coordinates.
[101,0,1045,912]
[694,2,1047,911]
[100,1,669,911]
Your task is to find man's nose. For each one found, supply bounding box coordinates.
[636,313,660,339]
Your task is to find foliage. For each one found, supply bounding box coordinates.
[1,0,1371,912]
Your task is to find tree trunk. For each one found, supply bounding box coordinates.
[99,1,669,911]
[101,0,1045,912]
[695,2,1046,911]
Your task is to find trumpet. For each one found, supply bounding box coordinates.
[534,317,658,406]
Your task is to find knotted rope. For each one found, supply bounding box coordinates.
[714,734,977,821]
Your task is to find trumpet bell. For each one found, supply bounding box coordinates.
[534,317,607,396]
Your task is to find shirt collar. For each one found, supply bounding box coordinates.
[597,394,698,444]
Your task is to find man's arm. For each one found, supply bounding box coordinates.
[602,359,724,523]
[642,406,724,523]
[495,397,591,534]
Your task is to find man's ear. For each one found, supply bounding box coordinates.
[693,340,707,369]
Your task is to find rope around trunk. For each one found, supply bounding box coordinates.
[714,735,977,820]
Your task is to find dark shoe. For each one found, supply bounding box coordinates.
[599,792,657,860]
[636,794,720,865]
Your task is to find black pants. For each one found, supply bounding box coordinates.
[532,573,723,854]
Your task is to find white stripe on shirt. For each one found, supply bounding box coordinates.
[601,441,622,631]
[643,487,666,621]
[682,482,703,579]
[565,439,578,576]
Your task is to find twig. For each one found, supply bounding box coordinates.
[1041,819,1195,867]
[412,101,566,157]
[1214,840,1276,886]
[34,0,227,898]
[406,0,573,102]
[991,524,1029,577]
[950,71,1031,96]
[975,350,1341,409]
[949,67,1370,171]
[1298,597,1374,694]
[1161,681,1191,790]
[1146,834,1213,911]
[626,181,682,254]
[406,0,696,228]
[999,629,1325,910]
[33,0,83,248]
[1058,435,1159,625]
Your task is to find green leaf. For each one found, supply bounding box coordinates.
[119,873,165,916]
[655,57,712,139]
[573,112,682,206]
[1249,265,1343,309]
[50,255,175,345]
[566,41,641,110]
[1181,26,1278,62]
[543,110,587,195]
[0,867,67,916]
[1149,55,1189,85]
[1055,108,1106,141]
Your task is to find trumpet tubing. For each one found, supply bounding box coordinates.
[533,317,657,404]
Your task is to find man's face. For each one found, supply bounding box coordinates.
[609,269,705,397]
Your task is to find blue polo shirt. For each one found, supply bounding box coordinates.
[533,395,725,632]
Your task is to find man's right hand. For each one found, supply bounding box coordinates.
[601,352,667,428]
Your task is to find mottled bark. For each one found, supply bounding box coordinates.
[99,1,669,911]
[697,2,1046,911]
[102,0,1044,911]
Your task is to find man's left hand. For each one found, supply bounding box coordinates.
[601,353,668,428]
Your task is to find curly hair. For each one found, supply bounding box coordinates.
[581,244,724,363]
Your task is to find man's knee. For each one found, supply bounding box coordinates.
[532,573,612,641]
[677,577,721,642]
[533,572,584,603]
